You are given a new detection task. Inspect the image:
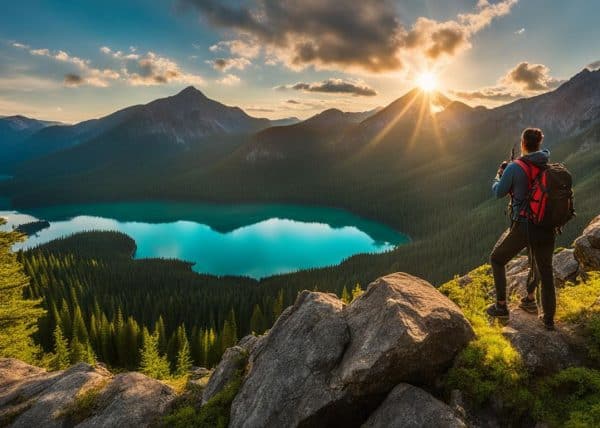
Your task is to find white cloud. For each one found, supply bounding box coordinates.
[206,57,251,72]
[10,42,204,88]
[216,74,241,86]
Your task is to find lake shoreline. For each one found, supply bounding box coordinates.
[1,200,410,279]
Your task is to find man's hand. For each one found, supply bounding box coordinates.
[497,161,509,178]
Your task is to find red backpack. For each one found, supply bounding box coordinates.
[513,159,575,230]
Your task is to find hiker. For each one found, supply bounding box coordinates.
[487,128,567,330]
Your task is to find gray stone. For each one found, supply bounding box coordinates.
[230,291,349,428]
[201,345,247,405]
[9,363,106,428]
[78,372,175,428]
[574,215,600,270]
[0,359,175,428]
[334,273,475,394]
[502,309,581,375]
[189,366,210,380]
[553,249,579,283]
[362,383,466,428]
[229,273,474,428]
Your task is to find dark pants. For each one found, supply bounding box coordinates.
[490,221,556,322]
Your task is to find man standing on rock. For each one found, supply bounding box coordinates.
[487,128,557,330]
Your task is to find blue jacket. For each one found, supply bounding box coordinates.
[492,149,550,222]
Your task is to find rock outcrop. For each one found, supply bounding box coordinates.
[574,214,600,271]
[226,272,474,428]
[0,359,175,427]
[502,309,582,375]
[504,248,580,297]
[201,346,247,405]
[362,383,466,428]
[77,372,174,428]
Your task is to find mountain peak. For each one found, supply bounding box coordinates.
[176,86,207,98]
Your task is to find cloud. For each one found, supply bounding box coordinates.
[10,42,204,88]
[246,107,276,113]
[64,73,84,86]
[121,51,204,86]
[180,0,517,73]
[99,46,140,60]
[453,60,564,104]
[450,88,521,102]
[276,79,377,96]
[502,61,563,91]
[216,73,240,85]
[13,43,119,87]
[515,28,525,35]
[207,57,251,72]
[587,60,600,70]
[209,40,260,59]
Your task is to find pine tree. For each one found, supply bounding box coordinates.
[175,325,192,377]
[70,336,95,365]
[124,316,141,369]
[154,316,167,355]
[71,304,89,343]
[273,289,284,321]
[52,325,70,370]
[341,286,351,304]
[250,304,265,334]
[70,337,84,364]
[352,283,363,301]
[0,225,45,363]
[220,309,238,352]
[140,327,170,380]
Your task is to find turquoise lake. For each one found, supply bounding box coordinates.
[0,202,409,278]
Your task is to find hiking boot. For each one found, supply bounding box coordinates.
[543,319,555,331]
[519,296,538,313]
[486,303,509,319]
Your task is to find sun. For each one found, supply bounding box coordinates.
[416,72,438,92]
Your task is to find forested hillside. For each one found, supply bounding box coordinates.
[4,71,599,286]
[19,231,334,371]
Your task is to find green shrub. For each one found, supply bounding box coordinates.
[59,381,107,424]
[441,266,530,414]
[163,371,243,428]
[556,272,600,365]
[533,367,600,427]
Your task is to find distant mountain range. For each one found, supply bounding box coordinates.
[0,115,62,168]
[1,67,599,283]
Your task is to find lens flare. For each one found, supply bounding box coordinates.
[416,72,437,92]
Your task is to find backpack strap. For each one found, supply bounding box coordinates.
[514,158,541,184]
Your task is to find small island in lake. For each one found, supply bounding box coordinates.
[14,220,50,236]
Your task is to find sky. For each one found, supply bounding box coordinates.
[1,0,599,123]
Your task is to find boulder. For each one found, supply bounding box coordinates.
[334,273,475,394]
[201,346,248,405]
[505,249,580,295]
[229,291,350,428]
[189,366,210,380]
[553,249,579,283]
[506,256,529,296]
[0,359,46,388]
[502,309,581,375]
[574,215,600,270]
[7,363,107,428]
[78,372,175,428]
[362,383,466,428]
[229,273,474,428]
[0,359,175,428]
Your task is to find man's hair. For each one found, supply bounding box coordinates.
[522,128,544,152]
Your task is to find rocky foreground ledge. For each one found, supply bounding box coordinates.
[1,214,599,427]
[0,360,175,427]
